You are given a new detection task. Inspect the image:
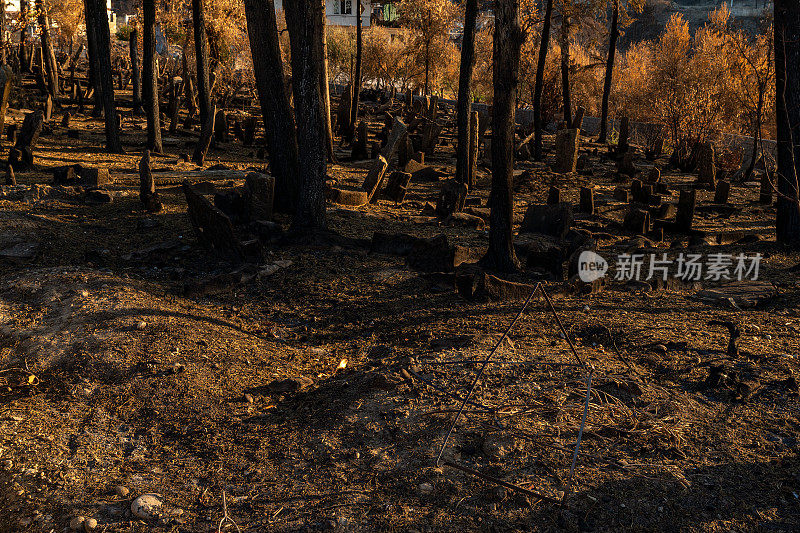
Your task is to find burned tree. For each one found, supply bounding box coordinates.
[244,0,301,211]
[35,0,58,98]
[349,0,363,137]
[142,0,163,153]
[533,0,554,161]
[192,0,213,164]
[130,28,143,114]
[455,0,479,187]
[85,0,122,152]
[598,0,620,143]
[482,0,524,272]
[775,0,800,245]
[283,0,328,230]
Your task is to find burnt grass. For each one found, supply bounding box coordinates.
[1,89,800,532]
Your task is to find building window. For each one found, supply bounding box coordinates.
[333,0,352,15]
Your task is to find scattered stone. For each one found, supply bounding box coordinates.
[675,188,697,233]
[646,167,661,184]
[404,158,442,182]
[80,167,112,188]
[267,376,314,393]
[245,172,275,221]
[443,212,485,230]
[623,208,650,235]
[384,171,412,203]
[407,234,473,273]
[85,189,113,204]
[131,493,164,520]
[617,151,638,177]
[83,518,98,531]
[714,180,731,204]
[329,187,369,207]
[362,155,389,202]
[69,516,85,530]
[0,242,39,262]
[520,203,573,239]
[436,179,467,217]
[456,265,536,301]
[183,181,244,261]
[418,482,434,496]
[114,485,130,497]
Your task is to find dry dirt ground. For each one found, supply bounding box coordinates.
[1,83,800,532]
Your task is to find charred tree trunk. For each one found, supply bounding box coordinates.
[560,13,572,125]
[192,0,213,165]
[283,0,328,231]
[19,0,29,73]
[598,0,619,143]
[482,0,524,272]
[143,0,163,153]
[244,0,301,211]
[350,0,363,135]
[130,28,143,114]
[86,0,122,152]
[36,0,58,98]
[775,0,800,245]
[533,0,554,161]
[455,0,479,186]
[83,0,103,116]
[320,17,337,163]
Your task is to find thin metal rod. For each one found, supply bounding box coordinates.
[564,370,594,501]
[540,286,588,369]
[435,284,542,467]
[423,359,583,367]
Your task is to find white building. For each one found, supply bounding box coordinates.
[274,0,372,27]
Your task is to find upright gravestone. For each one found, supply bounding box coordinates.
[696,142,716,189]
[553,128,580,173]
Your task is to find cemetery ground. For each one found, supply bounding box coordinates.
[1,97,800,532]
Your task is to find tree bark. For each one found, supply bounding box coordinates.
[533,0,554,161]
[82,0,103,116]
[130,28,143,114]
[559,13,572,125]
[142,0,163,153]
[455,0,479,186]
[320,16,337,163]
[482,0,524,272]
[350,0,363,135]
[598,0,619,143]
[36,0,58,98]
[283,0,329,230]
[192,0,213,164]
[85,0,122,152]
[20,0,29,73]
[244,0,301,212]
[775,0,800,245]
